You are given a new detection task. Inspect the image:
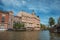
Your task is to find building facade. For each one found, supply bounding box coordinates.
[0,11,13,30]
[0,10,40,30]
[14,16,21,23]
[17,11,40,30]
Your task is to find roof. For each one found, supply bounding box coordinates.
[17,11,40,20]
[0,10,9,14]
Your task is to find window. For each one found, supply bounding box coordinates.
[37,24,39,25]
[2,16,5,23]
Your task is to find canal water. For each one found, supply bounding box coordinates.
[0,30,60,40]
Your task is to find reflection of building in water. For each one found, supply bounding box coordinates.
[16,11,40,30]
[0,11,13,30]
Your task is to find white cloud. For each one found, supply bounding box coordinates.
[28,6,39,10]
[39,8,50,13]
[1,0,21,7]
[22,0,26,5]
[1,0,60,13]
[50,2,60,10]
[28,5,51,14]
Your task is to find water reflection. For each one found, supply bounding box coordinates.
[0,31,39,40]
[0,30,60,40]
[50,32,60,40]
[38,30,60,40]
[38,30,50,40]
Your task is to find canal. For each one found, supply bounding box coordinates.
[0,30,60,40]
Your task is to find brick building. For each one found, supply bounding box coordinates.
[0,11,13,30]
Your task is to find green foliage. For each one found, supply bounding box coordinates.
[40,24,47,30]
[13,22,25,29]
[49,17,55,26]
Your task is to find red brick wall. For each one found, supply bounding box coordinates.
[0,12,9,24]
[0,12,2,23]
[5,14,9,23]
[0,12,9,29]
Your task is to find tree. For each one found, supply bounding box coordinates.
[57,17,60,24]
[13,22,25,29]
[49,17,55,27]
[40,24,47,30]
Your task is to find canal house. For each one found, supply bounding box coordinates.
[0,11,14,30]
[17,11,40,30]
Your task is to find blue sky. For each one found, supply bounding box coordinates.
[0,0,60,25]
